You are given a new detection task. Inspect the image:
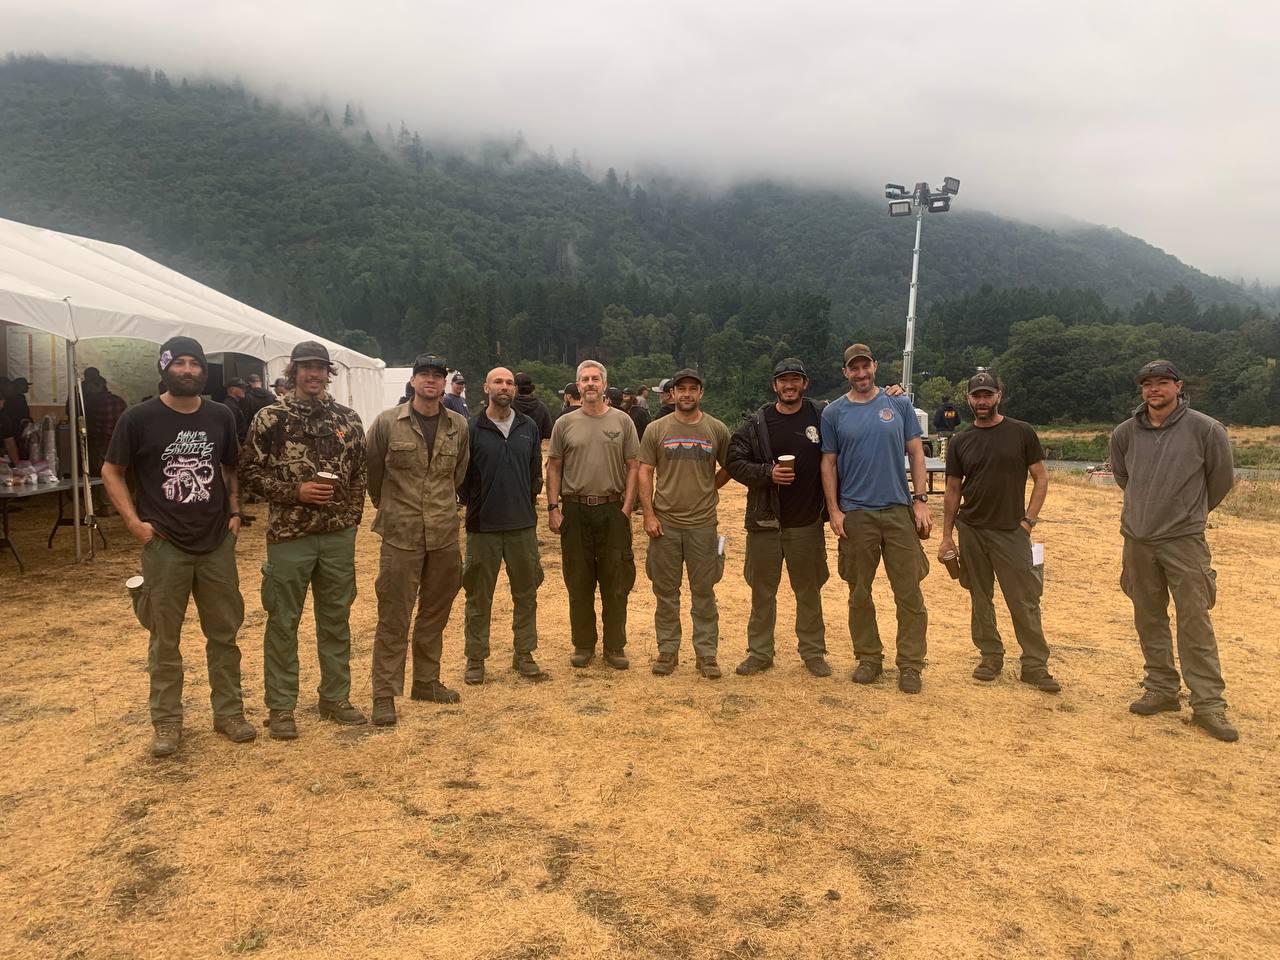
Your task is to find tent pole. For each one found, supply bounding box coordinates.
[66,338,82,562]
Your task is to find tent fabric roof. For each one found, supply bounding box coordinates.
[0,216,382,371]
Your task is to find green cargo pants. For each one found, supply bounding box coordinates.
[956,521,1050,671]
[1121,534,1226,713]
[646,524,724,658]
[560,501,636,654]
[463,526,544,660]
[837,505,929,671]
[371,540,462,698]
[260,526,358,710]
[137,533,246,725]
[744,520,829,663]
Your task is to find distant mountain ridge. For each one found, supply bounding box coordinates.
[0,55,1259,360]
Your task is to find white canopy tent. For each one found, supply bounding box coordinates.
[0,215,387,560]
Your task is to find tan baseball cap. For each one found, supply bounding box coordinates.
[843,343,874,364]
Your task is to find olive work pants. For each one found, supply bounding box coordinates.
[1121,534,1226,713]
[560,501,635,654]
[137,533,246,725]
[463,526,544,660]
[743,520,829,663]
[836,505,929,671]
[371,539,462,698]
[956,521,1050,671]
[260,527,358,711]
[646,524,724,658]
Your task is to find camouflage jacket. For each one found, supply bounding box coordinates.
[239,393,367,544]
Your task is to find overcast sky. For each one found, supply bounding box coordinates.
[6,0,1278,283]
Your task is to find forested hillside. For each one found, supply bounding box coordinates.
[1,56,1276,424]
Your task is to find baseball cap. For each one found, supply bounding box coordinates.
[843,343,874,364]
[773,357,808,379]
[967,372,999,393]
[413,353,449,375]
[605,386,623,405]
[564,382,581,400]
[272,378,288,388]
[226,377,246,389]
[290,340,331,363]
[1135,360,1182,384]
[671,368,703,387]
[515,372,535,393]
[657,378,673,393]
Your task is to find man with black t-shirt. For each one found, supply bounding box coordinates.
[939,372,1058,692]
[726,358,832,677]
[101,336,256,757]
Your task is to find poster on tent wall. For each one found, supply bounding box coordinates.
[5,324,69,403]
[75,338,162,405]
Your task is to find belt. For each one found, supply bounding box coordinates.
[562,494,623,506]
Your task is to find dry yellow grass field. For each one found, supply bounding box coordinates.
[1,474,1277,960]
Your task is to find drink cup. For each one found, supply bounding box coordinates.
[941,549,961,580]
[776,455,796,466]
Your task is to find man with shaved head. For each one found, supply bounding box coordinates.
[460,367,546,684]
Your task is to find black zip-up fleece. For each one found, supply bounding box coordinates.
[462,410,543,532]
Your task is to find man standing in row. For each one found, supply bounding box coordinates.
[938,373,1058,693]
[1111,360,1238,742]
[366,353,470,725]
[547,360,639,670]
[640,369,732,678]
[821,344,932,694]
[461,367,546,684]
[102,337,255,756]
[726,358,832,677]
[240,341,369,740]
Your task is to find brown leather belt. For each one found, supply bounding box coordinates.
[561,494,623,506]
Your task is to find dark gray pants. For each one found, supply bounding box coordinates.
[743,521,828,663]
[1122,534,1226,713]
[956,521,1050,671]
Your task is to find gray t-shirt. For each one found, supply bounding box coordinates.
[490,410,515,438]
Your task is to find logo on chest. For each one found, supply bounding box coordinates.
[604,430,621,441]
[879,408,895,422]
[805,426,820,443]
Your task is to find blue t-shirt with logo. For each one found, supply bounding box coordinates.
[820,391,921,511]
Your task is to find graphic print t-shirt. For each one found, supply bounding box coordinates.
[763,403,825,527]
[105,397,238,553]
[639,413,731,528]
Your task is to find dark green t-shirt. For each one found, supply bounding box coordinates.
[945,417,1044,530]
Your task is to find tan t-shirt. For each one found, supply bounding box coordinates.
[639,412,731,528]
[548,407,640,497]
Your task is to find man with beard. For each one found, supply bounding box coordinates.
[240,341,369,740]
[639,369,732,678]
[821,344,932,694]
[101,337,255,756]
[366,353,470,725]
[555,382,581,422]
[726,358,832,677]
[937,373,1057,692]
[461,367,546,684]
[1111,360,1238,742]
[547,360,639,669]
[513,372,554,440]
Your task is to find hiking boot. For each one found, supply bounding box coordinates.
[570,649,595,669]
[1191,709,1238,742]
[735,656,773,676]
[804,657,833,678]
[1129,690,1181,716]
[898,668,922,695]
[513,653,544,679]
[1020,669,1061,693]
[852,661,882,685]
[696,656,723,680]
[267,709,298,740]
[464,658,486,685]
[972,656,1003,682]
[213,714,258,743]
[411,680,461,704]
[652,651,678,676]
[319,698,367,725]
[371,697,397,727]
[150,722,182,758]
[603,651,630,670]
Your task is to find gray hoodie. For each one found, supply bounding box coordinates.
[1110,396,1234,542]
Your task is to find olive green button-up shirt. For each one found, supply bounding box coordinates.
[366,402,470,551]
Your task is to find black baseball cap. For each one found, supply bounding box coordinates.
[671,368,703,387]
[413,353,449,375]
[564,382,581,400]
[291,340,331,363]
[226,377,246,389]
[967,372,999,393]
[843,343,874,364]
[773,357,808,379]
[1135,360,1182,384]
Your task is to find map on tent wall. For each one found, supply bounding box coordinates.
[5,325,69,404]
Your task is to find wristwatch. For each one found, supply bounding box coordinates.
[547,502,560,512]
[1022,516,1037,528]
[912,494,929,503]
